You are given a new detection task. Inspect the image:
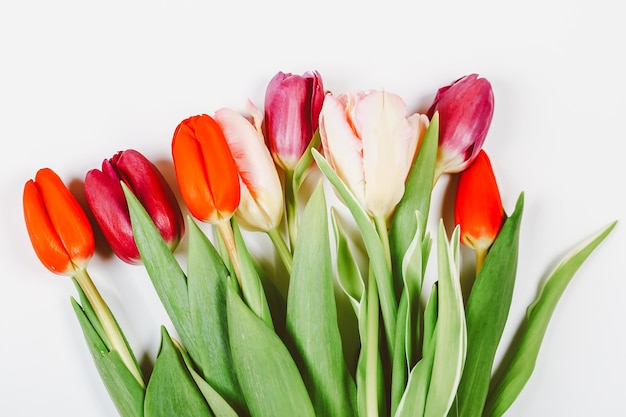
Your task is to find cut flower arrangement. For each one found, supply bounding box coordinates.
[23,71,617,417]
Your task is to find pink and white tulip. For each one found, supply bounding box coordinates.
[214,103,284,232]
[319,90,429,220]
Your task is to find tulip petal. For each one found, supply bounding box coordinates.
[215,108,283,231]
[319,94,365,206]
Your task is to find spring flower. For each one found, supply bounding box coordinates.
[319,90,429,221]
[454,149,505,270]
[428,74,494,178]
[84,149,185,264]
[23,168,95,275]
[171,114,241,224]
[264,70,325,170]
[214,104,284,232]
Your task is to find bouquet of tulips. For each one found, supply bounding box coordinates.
[23,71,616,417]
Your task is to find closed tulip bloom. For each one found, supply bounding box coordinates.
[454,150,504,270]
[264,70,325,170]
[172,114,240,223]
[215,104,284,232]
[428,74,494,177]
[320,90,429,220]
[23,168,95,275]
[85,149,185,264]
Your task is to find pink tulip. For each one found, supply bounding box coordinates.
[320,90,429,220]
[264,70,325,170]
[85,149,185,264]
[428,74,494,176]
[214,103,284,232]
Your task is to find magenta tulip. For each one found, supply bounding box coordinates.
[264,70,325,170]
[85,149,184,264]
[427,74,494,177]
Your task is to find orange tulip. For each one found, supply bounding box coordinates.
[171,114,241,223]
[23,168,95,275]
[454,150,504,270]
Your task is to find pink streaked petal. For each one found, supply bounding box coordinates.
[319,94,365,205]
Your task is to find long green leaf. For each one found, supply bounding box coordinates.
[285,182,357,417]
[453,194,524,417]
[71,298,145,417]
[484,220,617,417]
[122,184,195,357]
[390,113,439,294]
[424,223,467,417]
[144,327,214,417]
[312,148,397,357]
[227,280,315,417]
[186,219,246,414]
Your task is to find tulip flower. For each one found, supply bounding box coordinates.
[264,70,325,170]
[454,149,505,271]
[171,114,241,224]
[428,74,494,179]
[85,149,185,264]
[319,90,429,222]
[23,168,95,275]
[214,104,283,233]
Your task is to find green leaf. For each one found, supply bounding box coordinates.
[452,194,524,417]
[227,280,315,417]
[330,207,364,313]
[390,114,439,294]
[186,219,246,414]
[285,182,357,417]
[71,298,145,417]
[424,223,467,417]
[176,340,241,417]
[312,148,397,357]
[232,218,274,329]
[144,327,213,417]
[293,128,321,192]
[123,184,195,357]
[395,283,438,417]
[484,220,618,417]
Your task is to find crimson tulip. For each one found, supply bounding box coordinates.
[428,74,494,178]
[171,114,240,224]
[23,168,95,275]
[264,70,325,170]
[454,150,505,270]
[85,149,184,264]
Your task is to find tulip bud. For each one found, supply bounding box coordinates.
[320,90,429,221]
[84,149,184,264]
[428,74,494,177]
[171,114,241,223]
[264,70,325,170]
[23,168,95,275]
[454,150,505,269]
[214,104,284,232]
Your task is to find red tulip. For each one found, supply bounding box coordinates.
[171,114,240,223]
[85,149,184,264]
[23,168,95,275]
[428,74,494,178]
[454,150,505,269]
[264,70,325,170]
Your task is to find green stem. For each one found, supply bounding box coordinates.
[366,268,380,417]
[267,227,293,274]
[216,220,242,289]
[73,268,144,387]
[284,168,298,252]
[475,246,488,275]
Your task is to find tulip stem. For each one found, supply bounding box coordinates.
[284,169,298,252]
[365,267,381,417]
[73,268,144,387]
[216,220,243,289]
[267,227,292,274]
[475,246,488,275]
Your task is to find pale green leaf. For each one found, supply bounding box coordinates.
[330,207,364,313]
[227,281,315,417]
[484,220,618,417]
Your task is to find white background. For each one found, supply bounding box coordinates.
[1,1,625,416]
